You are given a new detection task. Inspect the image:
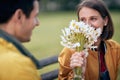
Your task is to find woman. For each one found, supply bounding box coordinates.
[58,0,120,80]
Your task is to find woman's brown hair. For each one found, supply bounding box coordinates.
[77,0,114,40]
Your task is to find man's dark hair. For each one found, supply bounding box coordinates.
[0,0,39,23]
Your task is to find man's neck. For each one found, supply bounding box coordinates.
[0,23,15,37]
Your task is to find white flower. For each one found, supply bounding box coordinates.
[60,20,102,55]
[64,28,71,36]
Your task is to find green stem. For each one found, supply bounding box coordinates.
[74,34,86,80]
[73,67,82,80]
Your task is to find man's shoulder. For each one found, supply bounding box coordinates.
[0,49,32,66]
[0,51,37,75]
[0,38,35,68]
[0,38,19,52]
[0,37,37,68]
[0,46,39,80]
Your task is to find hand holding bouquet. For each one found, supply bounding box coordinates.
[60,20,102,80]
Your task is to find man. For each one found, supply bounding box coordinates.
[0,0,41,80]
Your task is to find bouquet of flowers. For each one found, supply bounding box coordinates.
[60,20,102,80]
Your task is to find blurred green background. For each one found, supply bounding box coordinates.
[23,10,120,77]
[23,0,120,78]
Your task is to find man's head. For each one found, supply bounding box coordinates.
[0,0,40,42]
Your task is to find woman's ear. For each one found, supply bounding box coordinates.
[104,16,108,26]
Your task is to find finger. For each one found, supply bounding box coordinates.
[71,52,84,59]
[71,58,83,63]
[70,62,83,68]
[70,59,84,68]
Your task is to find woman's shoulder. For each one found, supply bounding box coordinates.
[59,47,75,61]
[105,39,120,48]
[59,47,75,56]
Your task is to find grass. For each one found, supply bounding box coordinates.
[23,11,120,78]
[111,11,120,42]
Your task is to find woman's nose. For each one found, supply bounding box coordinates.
[85,20,91,25]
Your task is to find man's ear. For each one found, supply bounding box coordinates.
[13,9,25,24]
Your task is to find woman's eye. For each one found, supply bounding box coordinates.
[80,18,85,22]
[91,18,97,21]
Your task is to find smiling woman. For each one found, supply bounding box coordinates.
[58,0,120,80]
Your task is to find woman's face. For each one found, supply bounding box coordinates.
[78,7,108,31]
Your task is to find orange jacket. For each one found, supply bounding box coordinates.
[58,40,120,80]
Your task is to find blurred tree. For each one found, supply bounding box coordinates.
[104,0,120,10]
[58,0,81,10]
[40,0,120,11]
[40,0,60,11]
[39,0,48,11]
